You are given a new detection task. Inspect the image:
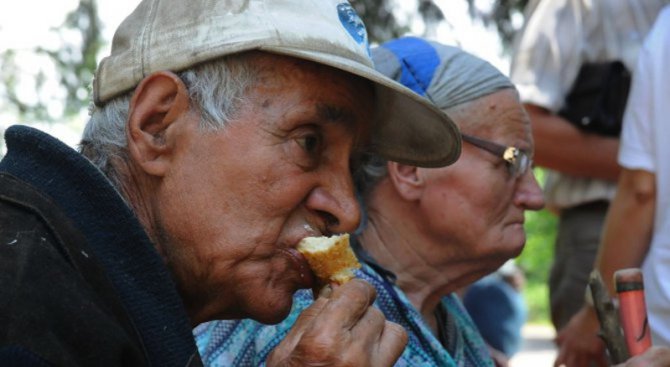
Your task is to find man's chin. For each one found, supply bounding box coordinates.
[252,308,292,325]
[247,293,294,325]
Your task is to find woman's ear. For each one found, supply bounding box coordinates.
[126,71,191,177]
[387,162,425,201]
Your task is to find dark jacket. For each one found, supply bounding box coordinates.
[0,126,201,366]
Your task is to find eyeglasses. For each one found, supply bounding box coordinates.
[461,134,532,179]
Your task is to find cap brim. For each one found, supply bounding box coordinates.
[262,46,462,168]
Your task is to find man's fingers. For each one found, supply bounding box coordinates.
[374,321,408,366]
[272,295,331,359]
[554,346,568,367]
[554,343,608,367]
[348,304,407,366]
[268,279,406,367]
[318,279,376,330]
[622,346,670,367]
[317,284,333,299]
[292,296,330,328]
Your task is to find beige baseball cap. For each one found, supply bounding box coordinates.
[93,0,461,167]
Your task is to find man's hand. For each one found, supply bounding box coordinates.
[488,346,509,367]
[267,279,408,366]
[615,347,670,367]
[554,306,608,367]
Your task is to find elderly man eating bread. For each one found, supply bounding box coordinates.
[0,3,462,366]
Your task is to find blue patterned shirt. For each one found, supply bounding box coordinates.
[194,261,493,367]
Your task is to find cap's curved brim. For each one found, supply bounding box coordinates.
[263,46,462,168]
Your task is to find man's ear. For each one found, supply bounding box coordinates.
[126,71,191,177]
[387,162,425,201]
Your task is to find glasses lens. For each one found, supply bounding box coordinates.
[463,135,532,179]
[511,151,531,178]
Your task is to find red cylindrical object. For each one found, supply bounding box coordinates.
[615,268,652,356]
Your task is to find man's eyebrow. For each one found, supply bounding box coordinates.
[316,104,356,127]
[316,102,371,150]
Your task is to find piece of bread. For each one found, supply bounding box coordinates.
[297,233,360,285]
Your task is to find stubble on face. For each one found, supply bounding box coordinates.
[152,54,374,324]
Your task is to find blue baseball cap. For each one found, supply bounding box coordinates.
[372,37,515,112]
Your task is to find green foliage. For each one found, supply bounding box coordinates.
[50,0,103,117]
[0,50,51,121]
[523,280,551,324]
[351,0,408,43]
[465,0,531,52]
[351,0,445,43]
[0,0,102,122]
[353,0,532,46]
[518,168,557,323]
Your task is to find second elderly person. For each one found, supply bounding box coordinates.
[195,37,544,366]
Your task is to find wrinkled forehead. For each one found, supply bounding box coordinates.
[256,52,375,95]
[461,90,529,133]
[250,53,375,135]
[493,95,531,133]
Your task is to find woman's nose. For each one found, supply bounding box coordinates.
[515,170,545,211]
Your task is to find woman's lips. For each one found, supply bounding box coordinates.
[283,247,315,289]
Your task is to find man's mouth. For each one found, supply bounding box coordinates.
[281,247,315,289]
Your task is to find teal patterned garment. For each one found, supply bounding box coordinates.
[194,261,494,367]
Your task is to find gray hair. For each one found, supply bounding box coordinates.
[80,53,260,189]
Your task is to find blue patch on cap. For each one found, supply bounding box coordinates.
[337,3,370,52]
[381,37,440,96]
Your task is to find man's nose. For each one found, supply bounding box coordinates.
[515,170,545,211]
[305,174,361,234]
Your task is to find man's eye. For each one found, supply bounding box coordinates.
[296,134,321,154]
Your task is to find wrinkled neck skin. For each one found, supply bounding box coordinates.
[111,159,213,326]
[359,190,494,333]
[359,211,444,332]
[112,158,166,257]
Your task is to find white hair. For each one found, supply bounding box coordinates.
[80,53,260,189]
